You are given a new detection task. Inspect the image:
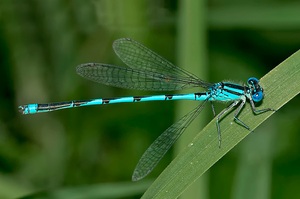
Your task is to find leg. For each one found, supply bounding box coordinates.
[233,96,250,130]
[210,101,216,117]
[234,96,276,132]
[216,100,240,148]
[249,99,276,114]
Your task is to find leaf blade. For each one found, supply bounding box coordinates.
[141,49,300,198]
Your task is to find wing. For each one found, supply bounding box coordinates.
[132,101,207,181]
[76,38,212,91]
[76,63,197,91]
[113,38,212,89]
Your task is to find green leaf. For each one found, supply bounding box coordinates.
[141,50,300,198]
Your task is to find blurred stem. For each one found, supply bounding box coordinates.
[232,119,276,199]
[176,0,208,198]
[95,0,149,40]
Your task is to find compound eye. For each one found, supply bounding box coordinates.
[252,90,263,102]
[247,77,259,85]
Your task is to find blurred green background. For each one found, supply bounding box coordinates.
[0,0,300,198]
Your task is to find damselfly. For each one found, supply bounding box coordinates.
[19,38,274,181]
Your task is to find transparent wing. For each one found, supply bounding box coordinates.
[113,38,212,89]
[76,63,196,91]
[132,101,207,181]
[76,38,212,91]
